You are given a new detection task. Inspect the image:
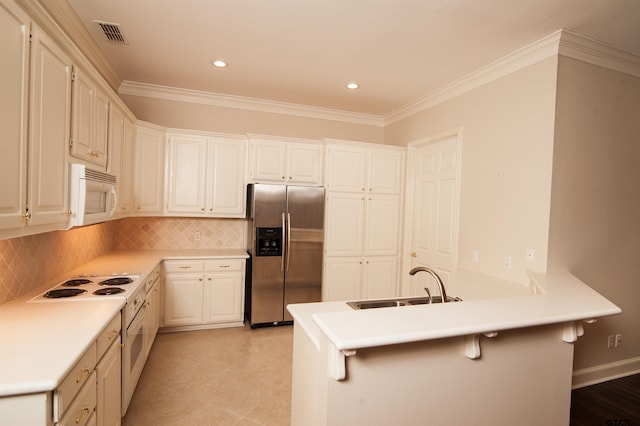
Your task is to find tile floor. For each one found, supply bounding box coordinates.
[122,325,293,426]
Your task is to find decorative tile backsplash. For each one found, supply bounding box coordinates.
[112,217,246,250]
[0,217,246,305]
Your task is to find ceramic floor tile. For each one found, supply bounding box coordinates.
[123,325,293,426]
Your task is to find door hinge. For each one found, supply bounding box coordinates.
[69,138,74,148]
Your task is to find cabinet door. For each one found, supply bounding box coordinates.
[208,139,246,216]
[364,194,401,256]
[0,0,29,230]
[203,273,243,323]
[325,145,366,192]
[286,142,322,184]
[163,274,203,326]
[107,105,124,176]
[96,340,121,426]
[167,135,207,214]
[366,148,404,194]
[70,69,94,163]
[323,257,362,302]
[92,88,109,167]
[27,25,71,227]
[362,257,398,299]
[134,125,165,213]
[325,192,364,256]
[119,119,135,214]
[250,140,286,182]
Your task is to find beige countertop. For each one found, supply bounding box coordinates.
[0,248,248,397]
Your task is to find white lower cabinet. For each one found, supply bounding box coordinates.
[95,337,121,426]
[323,257,398,302]
[162,258,245,330]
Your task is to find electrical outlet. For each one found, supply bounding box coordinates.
[608,335,615,348]
[615,334,622,347]
[526,248,535,262]
[504,256,512,269]
[194,231,201,241]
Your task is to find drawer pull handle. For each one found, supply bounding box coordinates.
[179,265,191,269]
[75,405,90,424]
[219,264,230,268]
[108,330,118,340]
[75,367,90,384]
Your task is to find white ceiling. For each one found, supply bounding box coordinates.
[66,0,640,117]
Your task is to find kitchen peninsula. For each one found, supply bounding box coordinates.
[287,270,621,426]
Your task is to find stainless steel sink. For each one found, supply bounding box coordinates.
[347,295,462,310]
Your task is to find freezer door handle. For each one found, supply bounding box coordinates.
[281,212,286,272]
[286,212,291,272]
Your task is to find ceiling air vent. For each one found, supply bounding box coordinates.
[94,20,128,45]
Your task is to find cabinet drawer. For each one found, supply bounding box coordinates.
[55,343,96,421]
[205,259,244,272]
[164,260,205,273]
[58,371,97,426]
[96,312,121,362]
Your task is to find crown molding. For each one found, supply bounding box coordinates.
[118,81,385,127]
[384,29,640,126]
[383,30,564,125]
[557,29,640,79]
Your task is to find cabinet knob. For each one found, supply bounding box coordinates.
[411,252,417,257]
[21,210,32,220]
[201,208,205,211]
[281,176,286,180]
[208,277,212,281]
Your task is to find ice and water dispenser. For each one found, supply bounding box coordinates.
[256,227,282,257]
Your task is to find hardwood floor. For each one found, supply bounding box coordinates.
[571,374,640,426]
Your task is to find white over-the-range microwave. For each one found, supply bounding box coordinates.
[68,163,117,227]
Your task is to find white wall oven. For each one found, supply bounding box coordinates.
[122,288,147,415]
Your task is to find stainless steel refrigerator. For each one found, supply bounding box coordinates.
[246,184,324,327]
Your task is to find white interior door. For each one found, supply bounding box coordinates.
[404,132,461,296]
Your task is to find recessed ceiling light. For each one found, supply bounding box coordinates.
[211,59,228,68]
[346,82,359,90]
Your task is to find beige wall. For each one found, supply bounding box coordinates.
[548,57,640,372]
[120,94,385,143]
[385,57,558,284]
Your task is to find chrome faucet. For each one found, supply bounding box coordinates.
[409,266,448,303]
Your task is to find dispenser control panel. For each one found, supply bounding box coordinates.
[256,227,282,256]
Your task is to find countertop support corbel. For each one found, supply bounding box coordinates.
[464,332,498,359]
[328,344,357,381]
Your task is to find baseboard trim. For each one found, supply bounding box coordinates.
[572,356,640,389]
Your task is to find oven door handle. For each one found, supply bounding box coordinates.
[127,302,147,337]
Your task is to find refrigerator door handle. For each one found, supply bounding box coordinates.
[281,212,286,272]
[286,212,291,272]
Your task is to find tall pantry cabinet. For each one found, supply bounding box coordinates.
[323,141,405,301]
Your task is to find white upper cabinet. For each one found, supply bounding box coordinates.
[134,123,165,214]
[70,66,109,168]
[0,0,30,232]
[166,132,247,217]
[249,135,322,185]
[167,135,207,214]
[26,24,72,228]
[325,141,404,194]
[108,104,135,216]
